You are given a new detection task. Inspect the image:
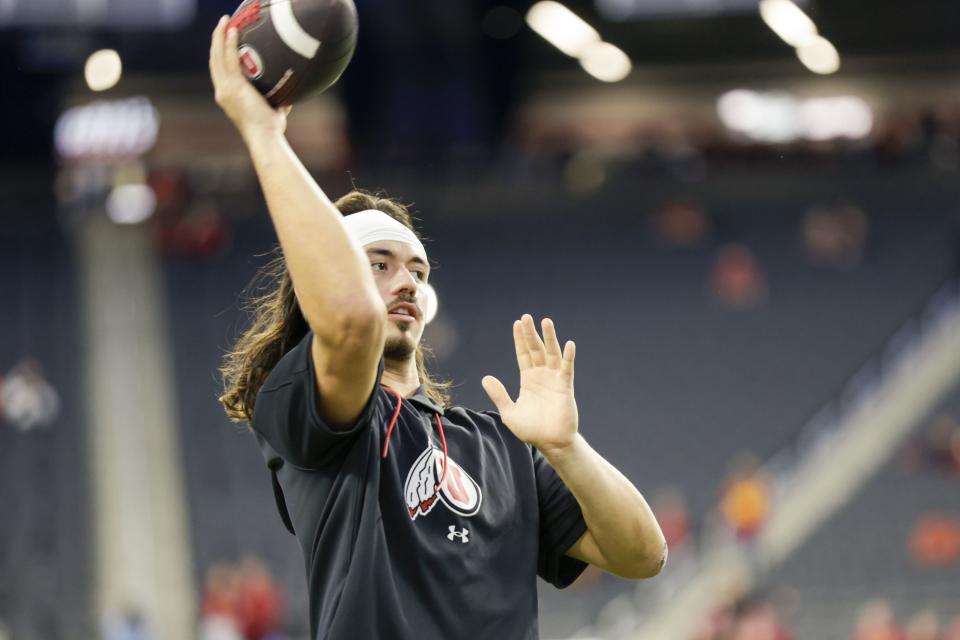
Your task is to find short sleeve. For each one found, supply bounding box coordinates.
[533,447,588,588]
[251,330,385,469]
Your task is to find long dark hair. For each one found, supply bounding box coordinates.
[219,190,451,423]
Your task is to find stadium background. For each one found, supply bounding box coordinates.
[2,0,960,638]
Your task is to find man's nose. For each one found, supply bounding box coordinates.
[390,266,418,295]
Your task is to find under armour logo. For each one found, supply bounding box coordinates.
[447,525,469,543]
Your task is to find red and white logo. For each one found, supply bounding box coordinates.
[403,447,482,520]
[228,0,265,32]
[238,45,264,80]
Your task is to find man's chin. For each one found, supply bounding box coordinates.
[383,334,417,362]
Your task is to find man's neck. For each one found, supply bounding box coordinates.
[381,359,420,398]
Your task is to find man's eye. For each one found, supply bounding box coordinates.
[372,262,387,272]
[412,271,426,281]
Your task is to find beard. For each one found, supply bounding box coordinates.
[383,328,416,362]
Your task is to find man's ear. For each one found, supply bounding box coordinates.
[420,282,439,324]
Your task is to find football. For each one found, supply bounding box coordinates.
[229,0,358,107]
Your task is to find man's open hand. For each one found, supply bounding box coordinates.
[482,315,579,454]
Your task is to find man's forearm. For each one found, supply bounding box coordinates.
[244,128,382,329]
[541,434,667,578]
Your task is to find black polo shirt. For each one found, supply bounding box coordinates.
[250,331,588,639]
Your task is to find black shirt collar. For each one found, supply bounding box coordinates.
[406,385,444,415]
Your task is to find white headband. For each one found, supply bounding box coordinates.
[343,209,427,259]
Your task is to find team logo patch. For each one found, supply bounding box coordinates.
[403,447,482,520]
[238,45,264,80]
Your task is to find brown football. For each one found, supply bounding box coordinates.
[229,0,358,106]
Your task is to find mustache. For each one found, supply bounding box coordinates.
[387,294,421,315]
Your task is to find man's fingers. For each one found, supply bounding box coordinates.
[561,340,576,381]
[521,314,546,366]
[210,16,226,58]
[209,16,228,81]
[513,320,532,371]
[210,17,245,88]
[223,26,245,81]
[541,318,562,369]
[481,375,514,413]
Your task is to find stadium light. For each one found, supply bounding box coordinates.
[85,49,123,92]
[526,1,632,83]
[759,0,817,47]
[796,35,841,74]
[106,184,157,225]
[526,1,600,57]
[55,97,159,161]
[717,89,764,133]
[717,89,872,142]
[799,96,872,140]
[579,41,632,82]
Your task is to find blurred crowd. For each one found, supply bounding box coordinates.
[526,102,960,180]
[98,556,286,640]
[902,413,960,478]
[659,405,960,640]
[693,592,960,640]
[695,590,794,640]
[901,412,960,571]
[200,556,286,640]
[648,198,870,310]
[852,600,960,640]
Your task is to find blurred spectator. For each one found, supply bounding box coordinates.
[909,513,960,567]
[0,358,60,431]
[154,202,231,261]
[873,114,924,164]
[200,615,243,640]
[236,556,284,640]
[905,610,942,640]
[720,454,771,541]
[903,413,960,474]
[201,558,284,640]
[652,487,691,554]
[854,600,906,640]
[692,578,749,640]
[693,585,795,640]
[708,244,767,309]
[151,169,231,261]
[103,606,151,640]
[730,600,794,640]
[800,205,869,270]
[651,200,710,247]
[202,563,241,636]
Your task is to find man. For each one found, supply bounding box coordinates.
[210,17,665,640]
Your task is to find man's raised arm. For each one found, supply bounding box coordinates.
[482,315,667,579]
[209,17,383,427]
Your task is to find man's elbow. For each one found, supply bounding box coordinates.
[620,540,668,580]
[306,291,384,341]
